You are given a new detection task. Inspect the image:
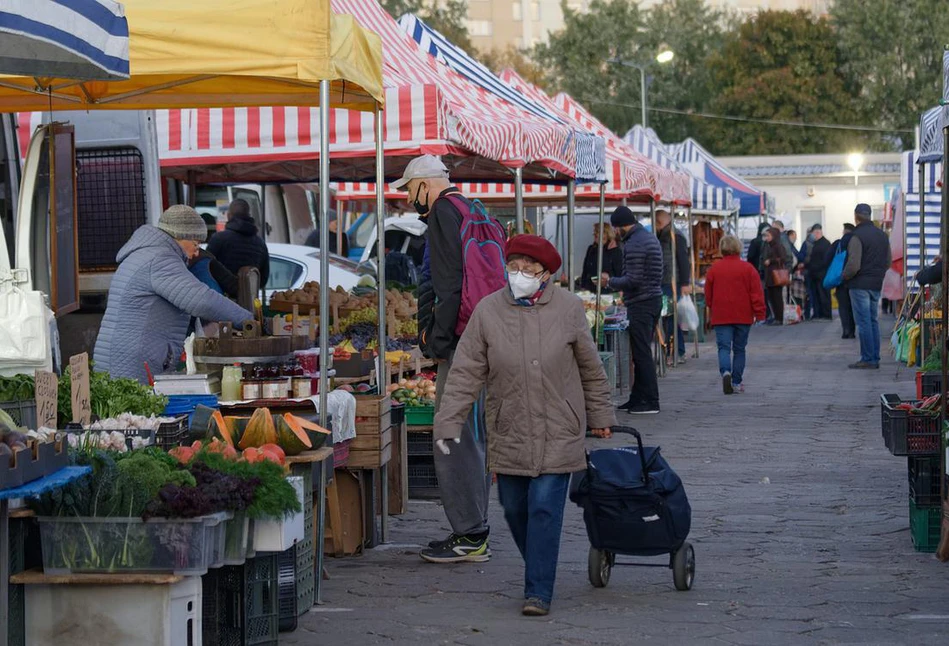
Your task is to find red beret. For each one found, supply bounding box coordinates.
[506,234,562,274]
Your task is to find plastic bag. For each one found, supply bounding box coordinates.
[677,296,699,331]
[783,303,802,326]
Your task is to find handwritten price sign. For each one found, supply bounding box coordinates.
[34,370,58,429]
[70,352,91,425]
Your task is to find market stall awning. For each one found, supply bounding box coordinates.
[0,0,129,80]
[0,0,384,112]
[670,138,763,215]
[399,13,605,183]
[151,0,581,184]
[625,126,734,215]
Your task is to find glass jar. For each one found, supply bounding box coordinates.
[222,365,242,402]
[292,376,313,399]
[241,379,261,400]
[261,379,284,400]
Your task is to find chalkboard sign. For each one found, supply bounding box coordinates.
[48,124,79,317]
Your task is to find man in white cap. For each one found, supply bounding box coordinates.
[392,155,494,563]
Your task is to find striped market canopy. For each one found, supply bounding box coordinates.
[670,138,764,216]
[399,13,604,184]
[0,0,129,80]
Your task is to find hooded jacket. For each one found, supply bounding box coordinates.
[434,283,616,476]
[94,226,253,383]
[206,214,270,286]
[608,222,663,305]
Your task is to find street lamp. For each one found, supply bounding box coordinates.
[847,152,864,187]
[607,49,675,129]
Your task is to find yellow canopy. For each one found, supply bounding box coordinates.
[0,0,383,112]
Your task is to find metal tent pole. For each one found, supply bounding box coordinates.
[595,184,606,339]
[374,104,389,543]
[670,210,679,367]
[687,206,698,358]
[650,199,665,378]
[919,162,927,365]
[515,167,525,235]
[940,125,948,517]
[318,81,330,429]
[567,180,576,292]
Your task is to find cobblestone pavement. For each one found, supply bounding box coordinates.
[289,317,949,645]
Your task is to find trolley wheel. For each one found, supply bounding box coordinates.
[588,547,612,588]
[672,542,695,591]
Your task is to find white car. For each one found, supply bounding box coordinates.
[266,243,372,299]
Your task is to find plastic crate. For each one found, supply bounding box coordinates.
[880,394,941,456]
[405,405,435,426]
[288,462,314,617]
[909,500,942,553]
[7,517,30,646]
[203,554,279,646]
[908,456,943,506]
[407,431,433,457]
[277,546,298,632]
[407,456,439,499]
[916,372,942,399]
[0,399,36,429]
[390,403,405,426]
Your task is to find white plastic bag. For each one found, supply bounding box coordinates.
[677,296,699,331]
[783,304,802,326]
[0,223,53,375]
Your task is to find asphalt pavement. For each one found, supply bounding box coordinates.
[289,316,949,645]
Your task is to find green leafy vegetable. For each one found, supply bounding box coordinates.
[193,451,301,520]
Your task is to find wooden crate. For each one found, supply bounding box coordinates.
[387,423,408,515]
[349,427,392,452]
[346,442,393,469]
[355,410,391,436]
[354,394,391,418]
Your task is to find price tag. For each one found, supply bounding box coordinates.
[34,370,58,429]
[69,353,91,425]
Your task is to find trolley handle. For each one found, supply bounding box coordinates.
[603,425,649,485]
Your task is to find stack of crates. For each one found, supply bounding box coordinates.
[278,461,315,625]
[202,554,279,645]
[908,454,943,553]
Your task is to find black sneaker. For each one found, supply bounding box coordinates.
[625,404,660,415]
[522,597,550,616]
[848,361,879,370]
[427,533,457,550]
[722,371,733,395]
[420,533,491,563]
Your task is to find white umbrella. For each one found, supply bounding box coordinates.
[0,0,129,80]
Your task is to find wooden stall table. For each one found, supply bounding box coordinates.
[286,447,334,605]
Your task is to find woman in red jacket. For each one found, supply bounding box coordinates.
[705,235,767,394]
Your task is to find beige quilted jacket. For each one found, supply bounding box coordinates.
[434,284,616,477]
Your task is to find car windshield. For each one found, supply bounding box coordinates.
[307,250,372,276]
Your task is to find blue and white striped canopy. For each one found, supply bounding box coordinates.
[625,126,735,214]
[398,13,605,183]
[670,138,765,216]
[0,0,129,80]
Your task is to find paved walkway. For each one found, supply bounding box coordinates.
[290,317,949,645]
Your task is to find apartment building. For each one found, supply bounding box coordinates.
[465,0,830,52]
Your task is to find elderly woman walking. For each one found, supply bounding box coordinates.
[759,227,792,325]
[705,236,767,394]
[434,234,615,617]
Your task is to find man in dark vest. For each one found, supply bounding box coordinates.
[841,204,891,369]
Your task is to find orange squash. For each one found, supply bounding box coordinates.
[169,446,195,464]
[259,443,287,466]
[274,413,322,456]
[238,407,277,450]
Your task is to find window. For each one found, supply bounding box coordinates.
[266,256,306,290]
[531,1,540,21]
[513,2,522,20]
[467,20,493,36]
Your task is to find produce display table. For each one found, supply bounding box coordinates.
[334,358,435,386]
[1,466,91,646]
[286,447,334,605]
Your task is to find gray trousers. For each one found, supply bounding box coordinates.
[433,354,490,536]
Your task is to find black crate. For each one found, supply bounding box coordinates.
[880,394,941,456]
[277,546,297,633]
[390,403,405,426]
[203,554,279,646]
[0,400,36,430]
[408,456,439,499]
[155,415,189,451]
[919,372,942,398]
[407,431,434,457]
[908,455,943,506]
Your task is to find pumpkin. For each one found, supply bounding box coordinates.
[275,413,325,456]
[238,408,277,450]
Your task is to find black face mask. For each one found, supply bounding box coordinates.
[412,184,430,215]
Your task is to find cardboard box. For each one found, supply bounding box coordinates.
[324,469,363,557]
[334,351,375,378]
[272,314,315,337]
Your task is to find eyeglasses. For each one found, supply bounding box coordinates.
[506,262,544,279]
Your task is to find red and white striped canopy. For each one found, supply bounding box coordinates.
[154,0,581,184]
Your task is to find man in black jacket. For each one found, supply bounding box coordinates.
[841,204,891,369]
[656,209,691,364]
[206,199,270,286]
[604,206,664,415]
[805,224,832,319]
[393,155,492,564]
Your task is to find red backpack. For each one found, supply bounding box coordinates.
[444,195,507,336]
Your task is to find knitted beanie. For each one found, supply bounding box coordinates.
[157,205,208,242]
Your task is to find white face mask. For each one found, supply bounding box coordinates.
[508,271,543,299]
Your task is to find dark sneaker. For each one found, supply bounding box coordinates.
[848,361,879,370]
[427,533,457,550]
[625,404,660,415]
[617,399,642,412]
[522,598,550,617]
[420,533,490,563]
[722,371,733,395]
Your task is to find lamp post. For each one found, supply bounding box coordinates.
[847,152,864,187]
[607,49,674,129]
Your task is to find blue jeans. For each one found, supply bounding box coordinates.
[715,324,751,385]
[496,473,570,605]
[850,289,881,364]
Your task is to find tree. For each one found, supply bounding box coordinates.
[480,45,550,90]
[832,0,949,146]
[381,0,475,54]
[702,10,867,155]
[534,0,726,142]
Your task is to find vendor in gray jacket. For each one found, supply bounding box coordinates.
[94,205,254,383]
